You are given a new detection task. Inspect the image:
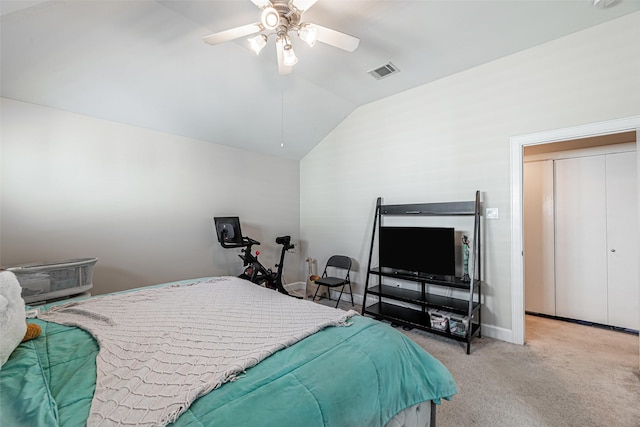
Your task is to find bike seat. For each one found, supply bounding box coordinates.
[275,235,291,245]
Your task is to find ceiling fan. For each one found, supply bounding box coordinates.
[202,0,360,75]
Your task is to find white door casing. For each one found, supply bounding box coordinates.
[510,116,640,346]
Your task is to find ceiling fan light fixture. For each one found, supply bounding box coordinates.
[276,37,293,74]
[282,43,298,66]
[298,24,318,47]
[248,34,267,55]
[261,7,280,30]
[204,0,359,74]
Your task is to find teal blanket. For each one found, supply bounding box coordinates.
[1,301,456,426]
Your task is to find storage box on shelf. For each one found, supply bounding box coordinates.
[448,313,470,337]
[429,309,449,332]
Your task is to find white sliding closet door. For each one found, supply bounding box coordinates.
[555,156,608,324]
[524,160,555,315]
[605,152,639,330]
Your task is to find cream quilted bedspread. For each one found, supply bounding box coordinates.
[39,277,357,427]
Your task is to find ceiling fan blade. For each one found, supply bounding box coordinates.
[276,38,293,75]
[292,0,318,12]
[251,0,273,9]
[203,23,262,46]
[313,24,360,52]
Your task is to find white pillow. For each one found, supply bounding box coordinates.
[0,271,27,369]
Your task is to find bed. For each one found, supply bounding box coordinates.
[0,276,457,427]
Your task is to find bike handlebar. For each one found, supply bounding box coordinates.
[220,236,260,249]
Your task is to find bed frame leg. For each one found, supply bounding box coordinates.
[431,401,437,427]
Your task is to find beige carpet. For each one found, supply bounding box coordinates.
[402,315,639,427]
[320,298,640,427]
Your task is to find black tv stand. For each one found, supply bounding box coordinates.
[362,192,483,354]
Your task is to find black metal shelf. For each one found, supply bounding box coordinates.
[380,201,476,216]
[364,301,429,327]
[362,191,483,354]
[367,285,481,316]
[369,267,477,291]
[363,302,481,343]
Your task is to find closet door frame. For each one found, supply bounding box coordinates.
[510,116,640,347]
[524,147,636,324]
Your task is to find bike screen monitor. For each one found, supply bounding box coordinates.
[214,216,244,247]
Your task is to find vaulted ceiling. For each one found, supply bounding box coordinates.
[2,1,638,159]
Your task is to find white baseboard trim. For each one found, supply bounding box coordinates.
[479,324,514,343]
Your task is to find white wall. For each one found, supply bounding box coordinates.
[300,12,640,339]
[1,98,301,295]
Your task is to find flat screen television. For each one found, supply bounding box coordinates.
[379,226,455,277]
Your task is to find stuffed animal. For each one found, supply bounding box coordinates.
[0,271,40,369]
[305,257,316,299]
[22,323,42,342]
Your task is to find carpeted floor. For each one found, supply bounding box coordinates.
[317,297,640,427]
[403,315,639,427]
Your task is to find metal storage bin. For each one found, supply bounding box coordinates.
[5,258,97,304]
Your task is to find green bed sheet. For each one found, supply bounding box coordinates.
[1,302,456,427]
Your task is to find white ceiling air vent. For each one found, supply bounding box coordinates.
[368,62,400,80]
[593,0,617,8]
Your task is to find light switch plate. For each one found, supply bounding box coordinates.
[486,208,499,219]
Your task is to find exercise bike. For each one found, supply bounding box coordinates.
[237,235,294,293]
[214,217,296,296]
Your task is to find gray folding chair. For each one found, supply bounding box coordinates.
[313,255,353,308]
